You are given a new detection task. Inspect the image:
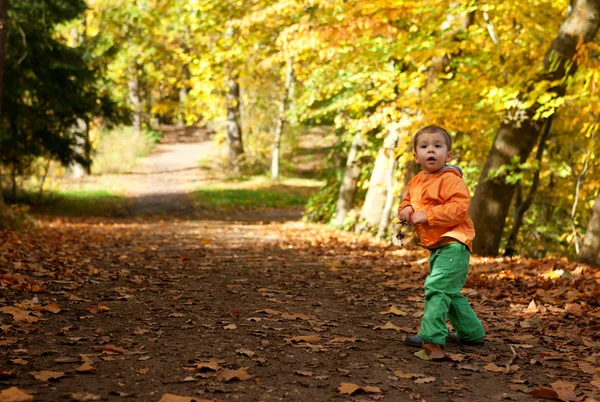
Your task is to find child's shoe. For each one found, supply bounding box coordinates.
[405,335,443,348]
[446,332,485,346]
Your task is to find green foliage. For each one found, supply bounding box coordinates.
[92,126,163,174]
[33,189,125,217]
[1,0,127,188]
[193,182,314,210]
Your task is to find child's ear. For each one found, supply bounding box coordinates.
[445,150,453,162]
[414,151,420,164]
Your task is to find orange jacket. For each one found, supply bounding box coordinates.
[398,165,475,251]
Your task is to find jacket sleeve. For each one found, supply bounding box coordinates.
[425,175,471,227]
[398,177,416,213]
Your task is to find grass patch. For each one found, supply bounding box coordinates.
[32,189,126,216]
[193,177,321,210]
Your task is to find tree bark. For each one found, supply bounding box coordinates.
[578,187,600,267]
[331,131,364,227]
[226,73,244,171]
[504,120,551,256]
[0,0,8,206]
[128,65,142,137]
[471,0,600,256]
[356,126,401,233]
[271,56,294,181]
[377,126,401,239]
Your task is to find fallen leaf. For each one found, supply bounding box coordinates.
[75,362,96,373]
[192,358,222,371]
[337,382,382,395]
[523,299,539,315]
[393,370,425,379]
[235,348,255,357]
[591,379,600,389]
[295,370,313,376]
[379,306,408,316]
[223,324,236,330]
[70,392,101,401]
[95,345,127,354]
[414,376,436,384]
[0,307,39,323]
[30,370,66,381]
[169,313,185,318]
[42,304,61,314]
[414,349,430,361]
[286,335,320,344]
[86,304,110,314]
[423,344,446,360]
[484,363,506,372]
[137,368,149,375]
[0,387,34,402]
[216,367,253,382]
[10,358,28,365]
[158,394,212,402]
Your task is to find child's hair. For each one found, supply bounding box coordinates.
[413,125,452,151]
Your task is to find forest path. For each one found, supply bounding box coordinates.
[3,126,598,401]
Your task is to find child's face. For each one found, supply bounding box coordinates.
[414,132,452,173]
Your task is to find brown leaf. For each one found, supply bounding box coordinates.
[158,394,212,402]
[379,306,408,316]
[414,376,436,384]
[0,307,39,323]
[0,386,34,402]
[223,324,236,330]
[95,345,127,354]
[564,303,583,317]
[373,322,411,331]
[192,358,222,371]
[0,369,16,379]
[42,304,61,314]
[86,304,110,314]
[281,312,313,320]
[75,362,96,373]
[295,370,313,376]
[422,343,446,360]
[70,392,102,401]
[216,367,253,382]
[484,363,506,373]
[393,370,425,379]
[286,335,320,344]
[337,382,382,395]
[235,348,255,357]
[30,370,66,381]
[137,368,149,375]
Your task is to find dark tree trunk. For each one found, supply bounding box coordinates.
[0,0,8,205]
[578,187,600,267]
[226,73,244,171]
[504,120,551,257]
[471,0,600,256]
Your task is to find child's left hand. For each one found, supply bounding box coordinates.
[411,211,429,225]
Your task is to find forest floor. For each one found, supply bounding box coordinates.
[1,126,599,402]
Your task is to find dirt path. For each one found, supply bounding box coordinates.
[2,127,599,401]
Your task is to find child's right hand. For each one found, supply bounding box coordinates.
[398,206,414,223]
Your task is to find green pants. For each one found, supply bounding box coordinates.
[417,243,485,346]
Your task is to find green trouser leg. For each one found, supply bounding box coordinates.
[417,243,485,346]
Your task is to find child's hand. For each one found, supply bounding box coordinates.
[398,206,414,223]
[411,211,428,225]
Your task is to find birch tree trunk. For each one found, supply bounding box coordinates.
[471,0,600,256]
[356,126,401,233]
[578,187,600,267]
[226,72,244,171]
[331,131,364,227]
[377,126,401,239]
[128,65,142,137]
[271,56,294,181]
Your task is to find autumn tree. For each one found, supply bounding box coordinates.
[470,0,600,256]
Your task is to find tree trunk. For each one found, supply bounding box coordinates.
[271,56,294,181]
[356,126,401,233]
[471,0,600,256]
[504,120,551,256]
[128,65,142,137]
[226,73,244,171]
[377,126,401,239]
[578,187,600,267]
[0,0,8,206]
[331,131,364,227]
